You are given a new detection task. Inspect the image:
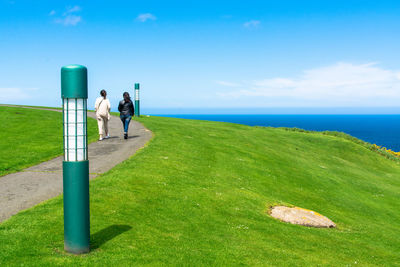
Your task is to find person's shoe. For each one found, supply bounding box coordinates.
[105,135,110,139]
[99,137,103,141]
[99,134,103,141]
[124,133,128,139]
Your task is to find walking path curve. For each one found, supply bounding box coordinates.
[0,106,152,223]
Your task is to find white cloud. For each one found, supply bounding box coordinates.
[55,15,81,26]
[49,10,56,16]
[216,81,241,87]
[136,13,157,22]
[54,6,82,26]
[65,5,81,14]
[218,62,400,106]
[243,20,260,28]
[0,88,36,102]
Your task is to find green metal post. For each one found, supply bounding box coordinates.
[134,83,140,117]
[61,64,90,254]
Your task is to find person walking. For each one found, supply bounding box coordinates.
[118,92,134,139]
[94,89,111,141]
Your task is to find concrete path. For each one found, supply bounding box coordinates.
[0,106,152,223]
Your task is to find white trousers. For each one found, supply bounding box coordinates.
[97,115,109,135]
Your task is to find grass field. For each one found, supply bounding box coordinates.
[0,109,399,266]
[0,106,98,177]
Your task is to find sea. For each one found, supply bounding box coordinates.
[154,114,400,151]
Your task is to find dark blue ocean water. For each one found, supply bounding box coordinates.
[156,115,400,151]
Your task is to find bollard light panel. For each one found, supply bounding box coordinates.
[134,83,140,117]
[61,64,90,254]
[135,85,139,101]
[63,98,87,161]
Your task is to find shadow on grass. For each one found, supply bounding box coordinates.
[91,224,132,249]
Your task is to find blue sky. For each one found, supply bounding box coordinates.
[1,0,400,113]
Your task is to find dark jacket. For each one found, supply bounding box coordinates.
[118,99,134,116]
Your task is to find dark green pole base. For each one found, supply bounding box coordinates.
[135,100,140,117]
[63,160,90,254]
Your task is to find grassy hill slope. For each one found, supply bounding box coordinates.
[0,106,98,177]
[0,112,399,266]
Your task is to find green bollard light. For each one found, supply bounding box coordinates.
[134,83,140,117]
[61,64,90,254]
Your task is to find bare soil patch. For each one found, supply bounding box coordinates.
[270,206,336,228]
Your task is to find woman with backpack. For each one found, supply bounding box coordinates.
[118,92,135,139]
[94,89,111,141]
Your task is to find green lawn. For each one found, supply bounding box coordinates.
[0,106,98,177]
[1,111,400,266]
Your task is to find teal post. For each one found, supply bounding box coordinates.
[134,83,140,117]
[61,64,90,254]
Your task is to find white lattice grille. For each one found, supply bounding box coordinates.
[135,89,139,101]
[63,98,87,161]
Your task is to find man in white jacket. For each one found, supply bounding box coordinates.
[94,90,111,140]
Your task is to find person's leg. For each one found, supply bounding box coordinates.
[103,116,109,138]
[97,116,104,140]
[123,116,132,139]
[124,115,132,133]
[120,115,128,139]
